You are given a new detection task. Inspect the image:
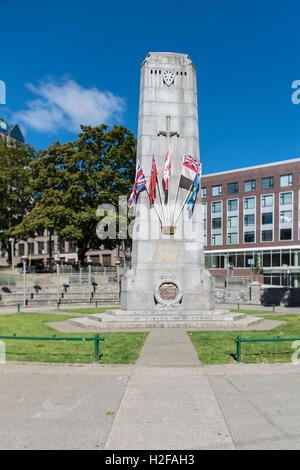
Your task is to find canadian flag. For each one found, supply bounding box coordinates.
[162,147,171,193]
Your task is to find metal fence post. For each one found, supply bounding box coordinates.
[236,336,242,362]
[94,334,99,363]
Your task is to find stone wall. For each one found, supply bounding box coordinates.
[215,288,250,304]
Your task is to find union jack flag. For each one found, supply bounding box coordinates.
[128,161,147,208]
[183,154,201,174]
[179,154,201,190]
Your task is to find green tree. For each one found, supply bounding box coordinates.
[12,125,136,266]
[251,253,263,282]
[0,141,35,264]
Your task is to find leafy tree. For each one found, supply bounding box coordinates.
[0,141,35,263]
[251,253,263,282]
[12,125,136,266]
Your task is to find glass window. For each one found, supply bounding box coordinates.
[262,212,273,225]
[212,217,222,229]
[244,214,255,226]
[227,215,238,227]
[280,228,292,241]
[201,187,207,198]
[68,241,76,253]
[263,253,271,267]
[272,252,280,266]
[205,254,212,269]
[227,232,238,244]
[212,234,222,245]
[237,252,245,267]
[244,179,256,192]
[262,176,274,190]
[280,174,293,187]
[262,195,273,207]
[28,243,34,255]
[212,185,222,196]
[244,231,255,243]
[262,230,273,242]
[18,244,25,256]
[59,239,65,253]
[228,182,239,194]
[212,201,222,213]
[280,210,292,224]
[244,197,255,209]
[38,242,44,255]
[280,192,292,205]
[47,240,54,254]
[282,251,290,266]
[227,199,238,211]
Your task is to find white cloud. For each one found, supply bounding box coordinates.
[13,78,125,133]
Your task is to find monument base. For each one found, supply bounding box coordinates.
[70,309,263,329]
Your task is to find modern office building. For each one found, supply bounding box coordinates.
[0,119,25,145]
[201,158,300,287]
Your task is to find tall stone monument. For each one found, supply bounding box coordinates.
[72,52,263,329]
[121,52,215,313]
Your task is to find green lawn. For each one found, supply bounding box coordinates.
[0,312,148,364]
[188,311,300,365]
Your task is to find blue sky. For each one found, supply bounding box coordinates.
[1,0,300,174]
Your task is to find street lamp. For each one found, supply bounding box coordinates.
[9,237,14,272]
[54,256,62,305]
[21,255,28,307]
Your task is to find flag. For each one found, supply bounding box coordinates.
[149,154,158,205]
[128,161,147,208]
[162,147,171,193]
[187,167,201,211]
[179,154,201,190]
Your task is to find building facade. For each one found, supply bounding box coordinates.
[0,232,125,269]
[0,120,25,145]
[201,158,300,287]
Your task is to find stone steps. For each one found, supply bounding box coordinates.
[69,311,263,329]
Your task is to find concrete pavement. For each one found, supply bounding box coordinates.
[1,326,300,449]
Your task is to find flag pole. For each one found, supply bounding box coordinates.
[146,187,164,226]
[171,154,185,225]
[156,177,167,225]
[173,181,194,227]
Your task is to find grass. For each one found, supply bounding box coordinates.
[188,310,300,365]
[0,312,148,364]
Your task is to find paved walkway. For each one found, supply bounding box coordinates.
[1,327,300,449]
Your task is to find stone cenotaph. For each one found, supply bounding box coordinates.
[121,51,215,314]
[72,52,262,328]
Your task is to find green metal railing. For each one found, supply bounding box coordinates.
[0,334,104,363]
[235,335,300,363]
[216,301,276,311]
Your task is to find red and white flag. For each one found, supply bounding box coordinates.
[149,154,158,205]
[162,147,171,194]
